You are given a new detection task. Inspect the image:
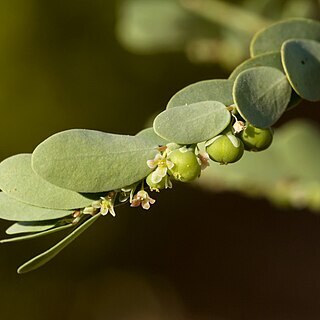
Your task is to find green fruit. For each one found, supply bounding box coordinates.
[167,149,201,182]
[206,135,244,164]
[240,124,273,151]
[146,173,166,191]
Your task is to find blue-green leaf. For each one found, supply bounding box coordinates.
[154,101,231,144]
[1,224,73,243]
[233,66,291,128]
[135,127,169,147]
[6,220,59,235]
[0,154,101,209]
[250,18,320,56]
[281,39,320,102]
[17,213,100,274]
[229,52,283,80]
[0,192,72,221]
[32,130,158,193]
[167,79,234,108]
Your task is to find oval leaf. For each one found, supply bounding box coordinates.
[6,220,59,235]
[0,192,72,221]
[135,127,169,147]
[0,154,101,209]
[250,18,320,57]
[153,101,231,144]
[229,52,283,80]
[17,213,100,274]
[167,79,234,109]
[281,39,320,102]
[233,66,292,128]
[1,224,73,243]
[32,130,158,193]
[230,52,301,110]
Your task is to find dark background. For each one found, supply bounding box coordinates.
[1,1,320,319]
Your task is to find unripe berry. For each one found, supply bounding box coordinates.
[240,124,273,151]
[206,134,244,164]
[167,149,201,182]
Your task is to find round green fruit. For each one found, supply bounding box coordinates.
[167,149,201,182]
[206,135,244,164]
[240,124,273,151]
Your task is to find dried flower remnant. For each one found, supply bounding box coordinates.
[233,120,246,133]
[197,152,210,170]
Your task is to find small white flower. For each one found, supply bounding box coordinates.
[131,190,156,210]
[147,153,174,184]
[100,197,116,216]
[85,192,116,217]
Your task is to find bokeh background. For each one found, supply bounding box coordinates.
[1,0,320,319]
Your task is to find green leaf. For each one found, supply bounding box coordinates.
[250,18,320,56]
[229,52,283,80]
[1,224,73,243]
[0,154,101,209]
[32,130,158,193]
[6,220,59,235]
[233,66,291,128]
[135,127,169,147]
[153,101,231,144]
[17,213,101,274]
[281,39,320,102]
[0,192,72,221]
[229,52,301,110]
[167,79,234,108]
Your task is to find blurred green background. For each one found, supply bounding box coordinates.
[1,0,320,319]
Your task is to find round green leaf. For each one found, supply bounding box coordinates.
[250,18,320,57]
[0,154,101,209]
[0,192,72,221]
[233,66,292,128]
[230,53,301,109]
[167,79,234,108]
[32,130,158,193]
[135,127,169,147]
[153,101,231,144]
[229,52,283,80]
[281,39,320,102]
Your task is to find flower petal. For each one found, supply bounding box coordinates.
[130,198,141,207]
[109,206,116,217]
[155,166,167,178]
[151,171,162,184]
[141,200,151,210]
[166,159,174,170]
[147,159,157,169]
